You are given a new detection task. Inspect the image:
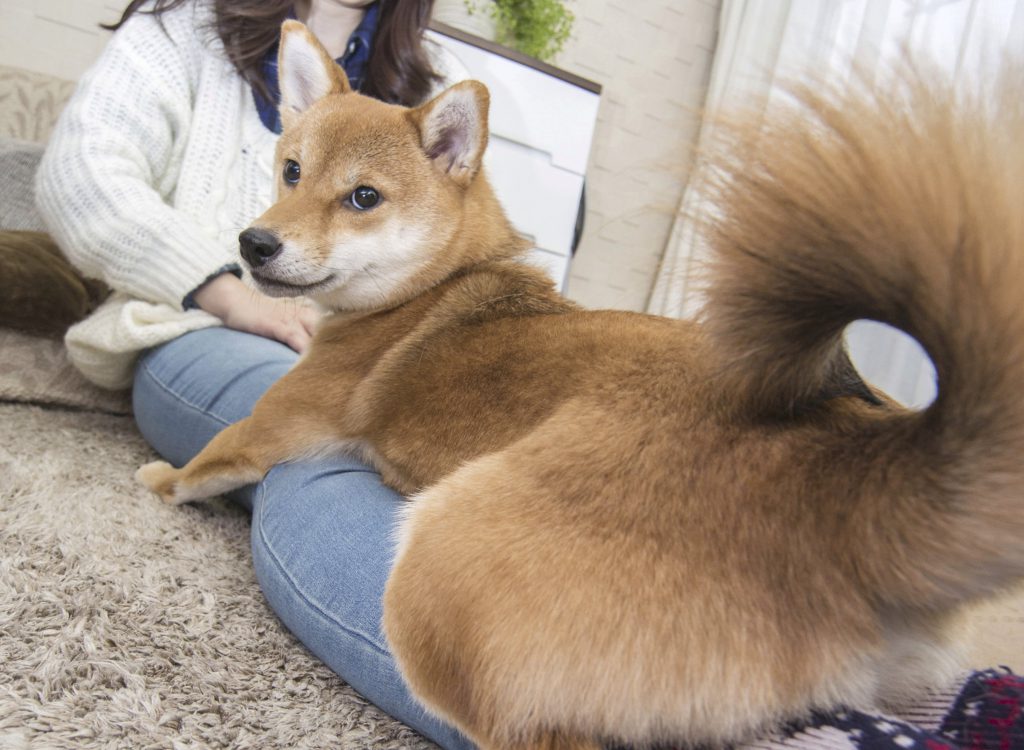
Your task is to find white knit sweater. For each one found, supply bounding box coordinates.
[36,1,466,389]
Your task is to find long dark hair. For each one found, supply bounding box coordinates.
[103,0,441,106]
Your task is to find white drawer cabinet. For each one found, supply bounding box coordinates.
[426,23,602,289]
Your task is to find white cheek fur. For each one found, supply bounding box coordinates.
[320,220,435,307]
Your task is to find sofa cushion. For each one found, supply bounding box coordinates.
[0,137,46,231]
[0,64,76,144]
[0,328,131,414]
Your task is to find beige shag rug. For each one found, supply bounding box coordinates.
[0,401,435,749]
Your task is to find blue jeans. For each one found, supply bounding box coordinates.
[133,327,474,750]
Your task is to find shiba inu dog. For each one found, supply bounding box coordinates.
[138,21,1024,750]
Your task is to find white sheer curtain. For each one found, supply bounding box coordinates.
[647,0,1023,407]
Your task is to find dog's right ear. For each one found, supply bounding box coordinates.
[409,81,490,188]
[278,20,351,130]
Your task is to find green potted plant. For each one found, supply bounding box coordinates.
[465,0,575,61]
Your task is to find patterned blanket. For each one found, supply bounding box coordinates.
[756,670,1023,750]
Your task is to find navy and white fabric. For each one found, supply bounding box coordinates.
[744,669,1024,750]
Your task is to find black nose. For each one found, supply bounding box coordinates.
[239,227,282,267]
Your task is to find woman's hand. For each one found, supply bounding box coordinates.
[194,273,322,353]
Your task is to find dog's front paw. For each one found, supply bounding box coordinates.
[136,461,185,505]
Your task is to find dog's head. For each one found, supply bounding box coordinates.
[240,21,502,311]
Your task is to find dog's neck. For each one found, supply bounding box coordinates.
[448,171,533,270]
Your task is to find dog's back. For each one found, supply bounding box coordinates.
[384,67,1024,749]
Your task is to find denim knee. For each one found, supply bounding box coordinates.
[250,460,475,750]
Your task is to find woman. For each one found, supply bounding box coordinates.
[35,2,474,747]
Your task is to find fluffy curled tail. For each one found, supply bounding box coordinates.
[702,64,1024,608]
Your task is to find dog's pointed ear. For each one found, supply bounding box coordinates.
[278,20,351,129]
[409,81,489,187]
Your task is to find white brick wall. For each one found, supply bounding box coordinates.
[555,0,719,311]
[0,0,120,82]
[0,0,721,312]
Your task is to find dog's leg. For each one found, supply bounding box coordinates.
[137,416,275,504]
[137,370,339,505]
[386,449,613,750]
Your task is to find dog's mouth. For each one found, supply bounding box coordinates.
[249,270,338,297]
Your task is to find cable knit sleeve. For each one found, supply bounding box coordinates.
[35,4,240,310]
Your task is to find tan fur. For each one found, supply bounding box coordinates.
[138,24,1024,750]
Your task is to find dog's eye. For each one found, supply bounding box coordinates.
[283,159,301,185]
[350,186,380,210]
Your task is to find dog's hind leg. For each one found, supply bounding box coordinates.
[385,445,620,750]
